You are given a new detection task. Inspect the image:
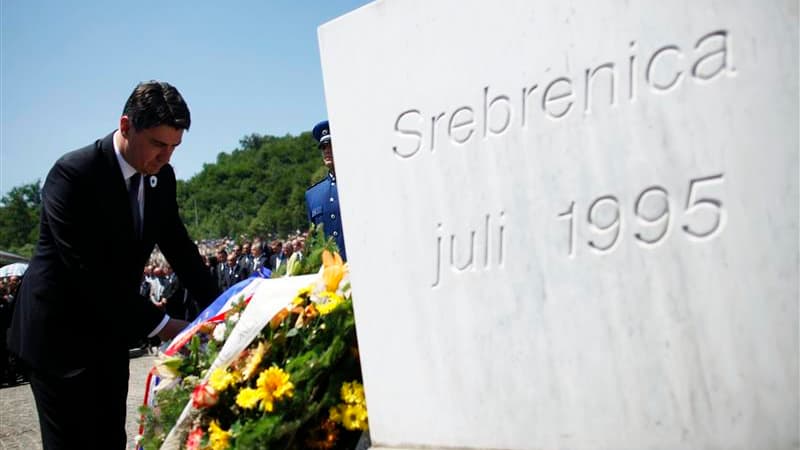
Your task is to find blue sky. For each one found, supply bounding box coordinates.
[0,0,372,197]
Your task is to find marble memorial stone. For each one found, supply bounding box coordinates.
[318,0,798,448]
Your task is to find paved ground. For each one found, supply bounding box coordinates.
[0,352,157,450]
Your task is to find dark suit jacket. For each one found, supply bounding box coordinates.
[250,254,269,273]
[221,263,247,290]
[8,132,218,371]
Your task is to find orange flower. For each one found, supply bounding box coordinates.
[295,303,319,328]
[322,250,346,292]
[304,418,339,450]
[270,307,290,329]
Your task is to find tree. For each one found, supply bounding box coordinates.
[0,181,42,257]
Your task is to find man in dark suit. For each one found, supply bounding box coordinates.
[248,238,269,275]
[8,81,218,449]
[305,120,347,260]
[222,253,247,290]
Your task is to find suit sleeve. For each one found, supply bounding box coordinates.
[155,166,219,308]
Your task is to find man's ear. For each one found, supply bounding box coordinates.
[119,115,132,138]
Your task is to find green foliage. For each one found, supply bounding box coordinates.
[293,224,339,276]
[0,181,41,257]
[177,132,325,240]
[139,381,192,450]
[271,223,339,278]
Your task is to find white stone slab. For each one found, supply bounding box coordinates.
[318,1,798,449]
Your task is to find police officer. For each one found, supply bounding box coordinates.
[305,120,347,260]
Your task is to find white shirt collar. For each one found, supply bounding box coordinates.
[113,130,138,181]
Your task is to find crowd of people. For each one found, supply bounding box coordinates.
[139,232,309,324]
[0,275,25,386]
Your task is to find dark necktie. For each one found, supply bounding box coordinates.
[129,173,142,238]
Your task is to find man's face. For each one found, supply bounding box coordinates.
[320,142,335,172]
[243,244,251,254]
[251,245,261,257]
[227,254,238,266]
[120,116,183,175]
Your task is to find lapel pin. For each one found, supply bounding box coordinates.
[149,176,158,188]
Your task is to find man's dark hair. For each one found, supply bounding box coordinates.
[122,80,191,131]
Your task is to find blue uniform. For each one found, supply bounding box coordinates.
[305,172,346,260]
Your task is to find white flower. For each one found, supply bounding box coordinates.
[228,312,240,323]
[212,323,227,342]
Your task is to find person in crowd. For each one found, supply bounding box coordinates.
[274,241,294,273]
[1,277,14,385]
[215,247,228,292]
[207,254,219,288]
[238,241,253,277]
[293,239,305,261]
[239,241,252,266]
[140,265,154,298]
[149,266,166,306]
[260,237,273,261]
[231,244,242,262]
[159,268,198,321]
[8,81,218,449]
[249,238,269,274]
[157,265,177,308]
[222,252,247,290]
[305,120,347,260]
[268,240,283,271]
[286,239,304,276]
[1,275,26,386]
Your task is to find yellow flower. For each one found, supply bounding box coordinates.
[340,381,365,406]
[236,387,262,410]
[238,366,295,412]
[328,405,342,423]
[257,366,294,400]
[292,284,314,305]
[208,368,238,392]
[315,292,343,316]
[207,420,232,450]
[341,404,368,431]
[241,341,267,381]
[322,250,346,292]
